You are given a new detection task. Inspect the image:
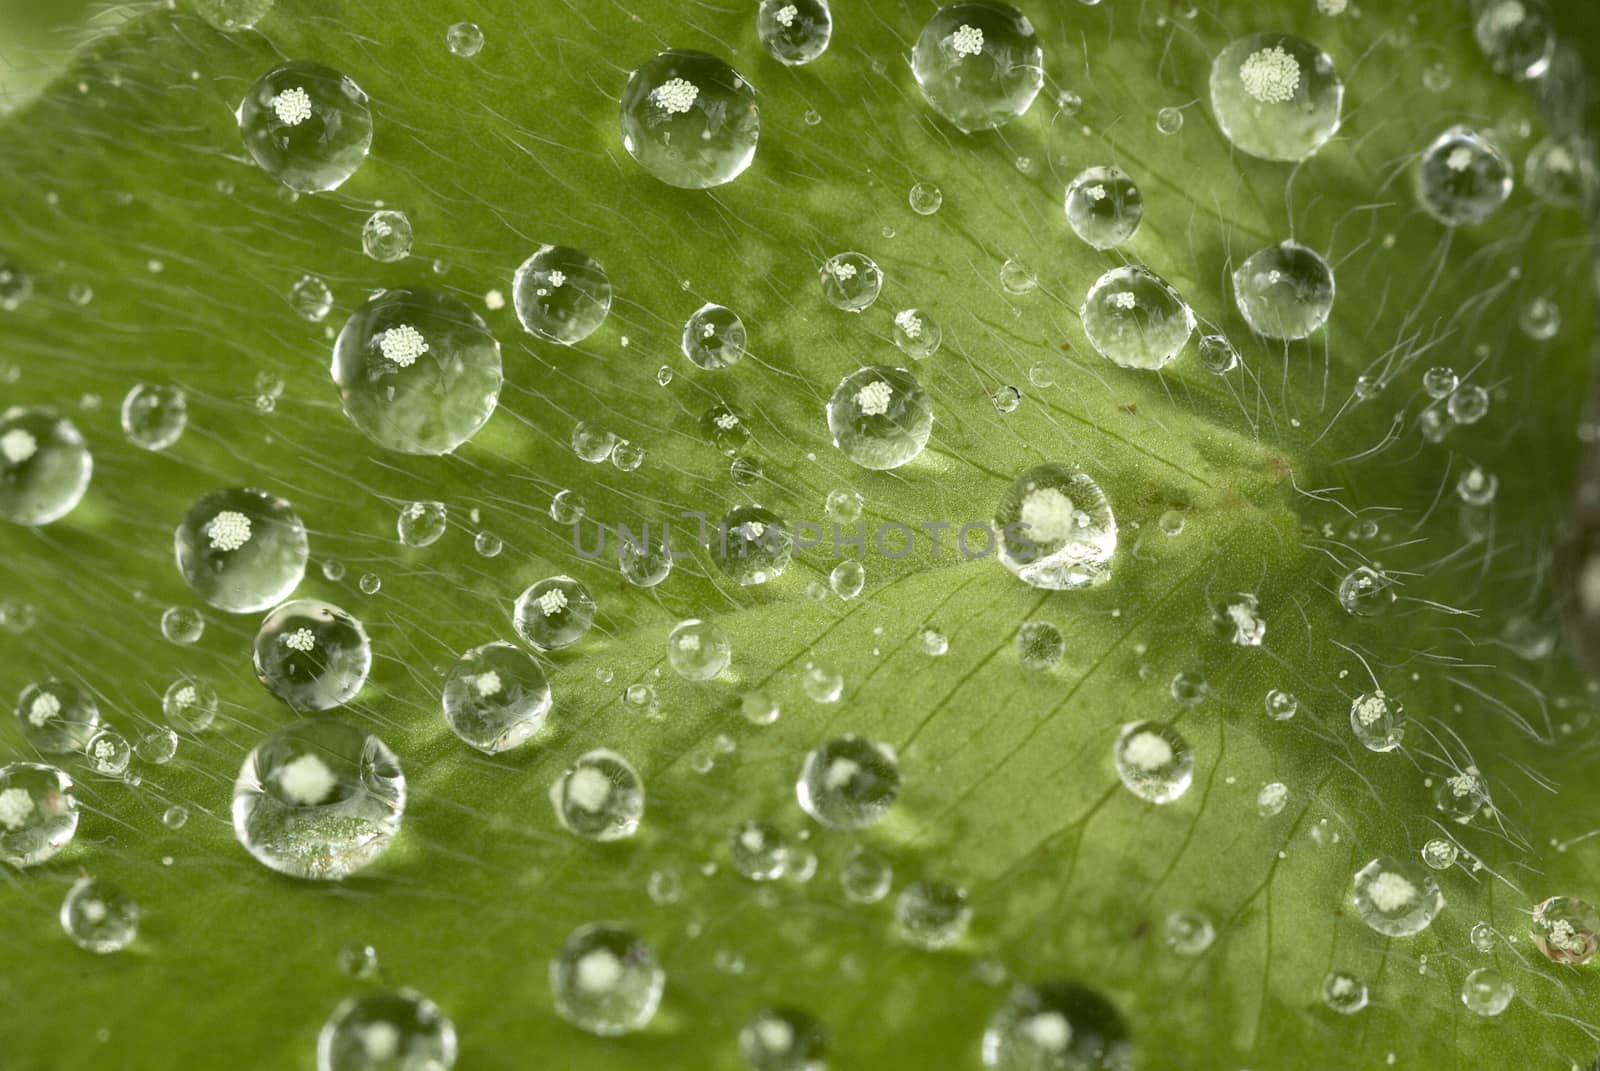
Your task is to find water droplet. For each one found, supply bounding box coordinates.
[1155,106,1184,135]
[473,531,502,557]
[136,726,179,765]
[289,275,334,323]
[162,803,189,829]
[1162,910,1215,955]
[801,662,844,704]
[1350,856,1443,936]
[1063,167,1143,250]
[0,254,31,311]
[1447,384,1490,425]
[357,211,412,264]
[1337,565,1395,616]
[550,923,664,1035]
[1081,266,1194,370]
[359,572,382,595]
[796,736,900,829]
[513,245,611,345]
[1209,34,1343,162]
[677,303,747,370]
[826,366,933,470]
[841,845,893,903]
[982,981,1133,1069]
[715,505,793,584]
[1420,838,1458,870]
[572,421,616,463]
[758,0,832,65]
[620,50,760,188]
[912,2,1044,132]
[318,988,458,1071]
[513,576,596,650]
[1016,621,1064,670]
[397,500,448,547]
[1232,241,1335,341]
[551,750,644,841]
[1423,366,1458,398]
[742,690,780,726]
[442,642,550,753]
[1027,364,1055,388]
[549,490,585,524]
[254,599,371,711]
[992,385,1022,413]
[1520,296,1560,340]
[1526,138,1594,208]
[893,308,942,359]
[999,258,1037,294]
[909,182,943,215]
[1170,672,1208,705]
[195,0,273,30]
[446,21,485,58]
[1531,895,1600,964]
[1416,127,1513,226]
[163,678,217,732]
[1349,690,1404,752]
[1257,781,1289,817]
[0,762,77,867]
[1158,510,1185,535]
[1321,971,1368,1014]
[0,407,92,525]
[1422,61,1452,92]
[1197,335,1239,374]
[236,61,372,192]
[618,528,674,588]
[1474,0,1554,80]
[995,463,1117,590]
[818,252,882,312]
[740,1006,828,1071]
[828,559,866,600]
[609,439,644,471]
[667,619,732,681]
[118,383,188,452]
[17,679,100,754]
[60,876,139,954]
[332,288,503,455]
[1461,967,1513,1017]
[1114,722,1193,804]
[896,879,972,950]
[86,729,131,776]
[1216,593,1266,646]
[1264,688,1298,721]
[647,869,682,904]
[233,718,405,880]
[729,820,790,881]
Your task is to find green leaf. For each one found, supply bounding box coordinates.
[2,0,1598,1068]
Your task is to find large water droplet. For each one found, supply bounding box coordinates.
[995,463,1116,590]
[1063,167,1143,250]
[895,879,972,950]
[682,303,747,369]
[982,981,1133,1070]
[163,677,218,732]
[620,50,760,189]
[796,736,901,830]
[551,750,644,841]
[667,619,732,681]
[1209,34,1343,162]
[1474,0,1554,80]
[1461,967,1513,1017]
[0,407,92,526]
[86,729,131,776]
[332,288,503,455]
[175,487,308,613]
[317,988,458,1071]
[1114,722,1193,804]
[1080,266,1194,370]
[0,762,78,867]
[826,366,933,469]
[912,2,1044,133]
[1321,971,1368,1014]
[236,61,372,192]
[1349,856,1443,937]
[16,679,99,755]
[1416,127,1512,226]
[740,1006,828,1071]
[442,642,550,753]
[1349,689,1404,752]
[513,245,611,345]
[446,21,485,59]
[361,209,413,263]
[120,384,188,451]
[513,575,596,650]
[819,252,883,312]
[253,599,370,711]
[757,0,832,66]
[60,876,138,954]
[1232,241,1334,340]
[729,820,790,881]
[1530,895,1600,965]
[232,718,405,880]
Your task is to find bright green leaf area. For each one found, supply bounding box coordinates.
[2,0,1599,1068]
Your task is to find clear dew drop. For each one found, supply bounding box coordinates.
[667,619,732,681]
[646,868,682,905]
[1170,671,1208,705]
[1209,33,1343,162]
[162,803,189,829]
[1080,266,1195,370]
[818,252,883,312]
[1420,838,1458,870]
[0,253,32,311]
[446,21,485,58]
[473,531,502,557]
[60,876,139,954]
[549,489,586,524]
[290,275,334,322]
[1162,910,1215,956]
[1461,968,1513,1017]
[999,258,1037,294]
[86,729,131,776]
[1337,565,1395,616]
[397,500,448,547]
[194,0,274,31]
[120,384,188,451]
[715,505,794,585]
[550,749,644,842]
[512,245,611,346]
[361,209,413,263]
[236,61,372,193]
[1321,971,1368,1014]
[1256,782,1288,817]
[513,575,597,650]
[0,762,78,867]
[981,981,1133,1070]
[1349,689,1405,752]
[826,366,933,470]
[618,528,674,588]
[1197,334,1239,374]
[232,718,405,880]
[1233,240,1335,341]
[163,677,217,732]
[801,662,844,704]
[359,572,382,595]
[911,2,1044,133]
[442,641,551,753]
[1530,895,1600,965]
[0,407,93,526]
[1520,296,1561,340]
[550,923,664,1036]
[796,736,901,830]
[681,303,747,370]
[1423,366,1459,398]
[1155,106,1184,135]
[893,308,942,359]
[337,943,381,979]
[136,726,179,765]
[909,182,943,215]
[1416,127,1513,226]
[1447,383,1490,425]
[995,463,1117,590]
[253,599,371,711]
[16,679,100,755]
[332,288,503,455]
[895,879,972,950]
[1264,688,1298,721]
[740,1006,828,1071]
[1350,856,1443,937]
[1015,620,1065,670]
[1063,166,1143,250]
[729,820,790,881]
[1468,921,1498,953]
[757,0,832,66]
[1114,721,1193,804]
[1526,138,1595,208]
[317,988,458,1071]
[841,845,893,903]
[742,690,780,726]
[620,50,760,189]
[1474,0,1555,79]
[572,421,617,463]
